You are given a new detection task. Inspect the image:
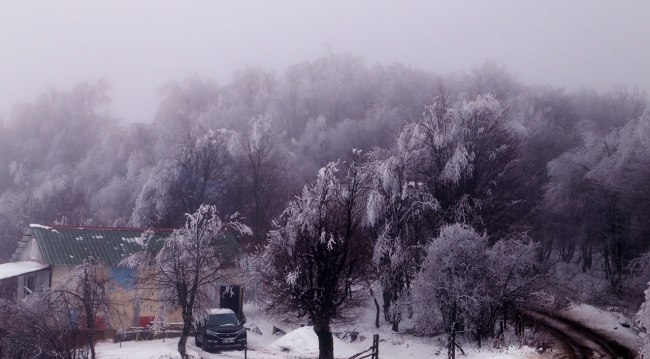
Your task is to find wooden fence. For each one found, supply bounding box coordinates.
[115,322,184,343]
[347,334,379,359]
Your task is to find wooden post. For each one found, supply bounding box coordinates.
[477,324,481,348]
[373,334,379,359]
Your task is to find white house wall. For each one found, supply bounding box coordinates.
[17,269,50,299]
[18,238,43,263]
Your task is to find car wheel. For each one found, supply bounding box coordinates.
[204,343,212,352]
[194,333,202,347]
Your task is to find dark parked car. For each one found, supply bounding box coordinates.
[195,308,247,351]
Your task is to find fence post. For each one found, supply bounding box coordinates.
[373,334,379,359]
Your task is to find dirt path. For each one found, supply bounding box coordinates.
[524,310,637,359]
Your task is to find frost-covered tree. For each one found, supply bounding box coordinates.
[367,95,524,332]
[9,80,112,169]
[153,76,222,134]
[165,126,237,226]
[225,65,278,124]
[131,124,236,227]
[296,115,332,169]
[412,224,546,355]
[385,95,524,237]
[253,156,373,359]
[462,60,521,103]
[424,95,523,236]
[233,113,291,242]
[545,110,650,293]
[122,205,250,359]
[366,146,438,331]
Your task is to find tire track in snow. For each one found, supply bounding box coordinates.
[524,310,636,359]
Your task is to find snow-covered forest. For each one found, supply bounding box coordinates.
[1,54,650,357]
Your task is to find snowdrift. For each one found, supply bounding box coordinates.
[268,326,357,358]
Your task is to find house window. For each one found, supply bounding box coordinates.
[30,239,38,260]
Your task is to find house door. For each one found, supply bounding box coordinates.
[219,285,243,319]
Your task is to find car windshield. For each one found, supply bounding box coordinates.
[207,313,239,326]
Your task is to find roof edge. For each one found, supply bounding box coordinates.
[0,261,49,281]
[29,224,177,232]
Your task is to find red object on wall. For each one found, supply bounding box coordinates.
[138,316,155,327]
[95,316,106,330]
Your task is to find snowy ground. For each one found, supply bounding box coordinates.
[97,302,546,359]
[558,303,643,352]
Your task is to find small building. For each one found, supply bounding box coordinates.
[0,224,244,328]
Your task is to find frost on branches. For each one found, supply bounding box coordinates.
[253,157,373,359]
[366,95,523,333]
[546,112,650,289]
[366,146,438,332]
[237,113,291,241]
[0,259,124,359]
[412,224,547,347]
[130,127,237,228]
[122,204,250,359]
[417,95,522,233]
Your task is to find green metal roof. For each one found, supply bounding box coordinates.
[26,225,241,266]
[29,225,173,265]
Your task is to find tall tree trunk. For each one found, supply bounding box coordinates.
[314,321,334,359]
[580,243,592,272]
[369,287,380,328]
[177,321,191,359]
[390,290,400,332]
[82,267,97,359]
[88,329,96,359]
[382,291,391,322]
[448,302,457,359]
[374,298,380,328]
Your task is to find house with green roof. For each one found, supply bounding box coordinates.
[1,224,244,327]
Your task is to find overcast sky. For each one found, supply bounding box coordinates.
[1,1,649,124]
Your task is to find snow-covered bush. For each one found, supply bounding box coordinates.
[0,291,89,359]
[0,259,126,359]
[412,224,546,340]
